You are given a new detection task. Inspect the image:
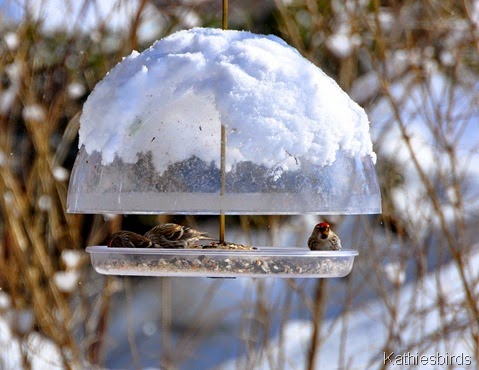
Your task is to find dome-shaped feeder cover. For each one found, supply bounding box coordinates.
[68,27,381,215]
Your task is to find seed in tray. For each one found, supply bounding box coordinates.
[92,253,351,276]
[200,242,255,250]
[260,261,271,273]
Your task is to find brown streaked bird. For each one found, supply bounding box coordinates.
[307,222,342,251]
[108,231,155,248]
[144,223,215,248]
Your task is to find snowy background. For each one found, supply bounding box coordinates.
[1,0,479,369]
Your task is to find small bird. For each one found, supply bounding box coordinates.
[144,223,215,248]
[108,231,155,248]
[307,222,342,251]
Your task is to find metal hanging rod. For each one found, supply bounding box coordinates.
[219,0,228,243]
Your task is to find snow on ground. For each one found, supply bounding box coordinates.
[79,27,376,173]
[218,247,479,369]
[0,295,65,370]
[367,64,479,234]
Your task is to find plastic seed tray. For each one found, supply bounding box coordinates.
[86,246,358,278]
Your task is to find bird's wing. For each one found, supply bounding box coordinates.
[136,235,154,248]
[330,234,342,250]
[158,223,185,241]
[307,236,318,250]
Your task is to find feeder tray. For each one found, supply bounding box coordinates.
[86,246,358,278]
[68,28,382,278]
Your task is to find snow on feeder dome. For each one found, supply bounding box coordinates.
[67,27,380,215]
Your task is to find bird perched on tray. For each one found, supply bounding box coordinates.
[307,222,342,251]
[144,223,215,248]
[108,231,155,248]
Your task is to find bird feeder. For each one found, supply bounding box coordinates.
[67,27,381,278]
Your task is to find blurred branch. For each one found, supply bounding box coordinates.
[307,279,326,370]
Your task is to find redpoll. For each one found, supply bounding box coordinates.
[108,231,154,248]
[144,223,215,248]
[307,222,342,251]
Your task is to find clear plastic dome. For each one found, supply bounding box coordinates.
[67,146,380,214]
[67,28,381,215]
